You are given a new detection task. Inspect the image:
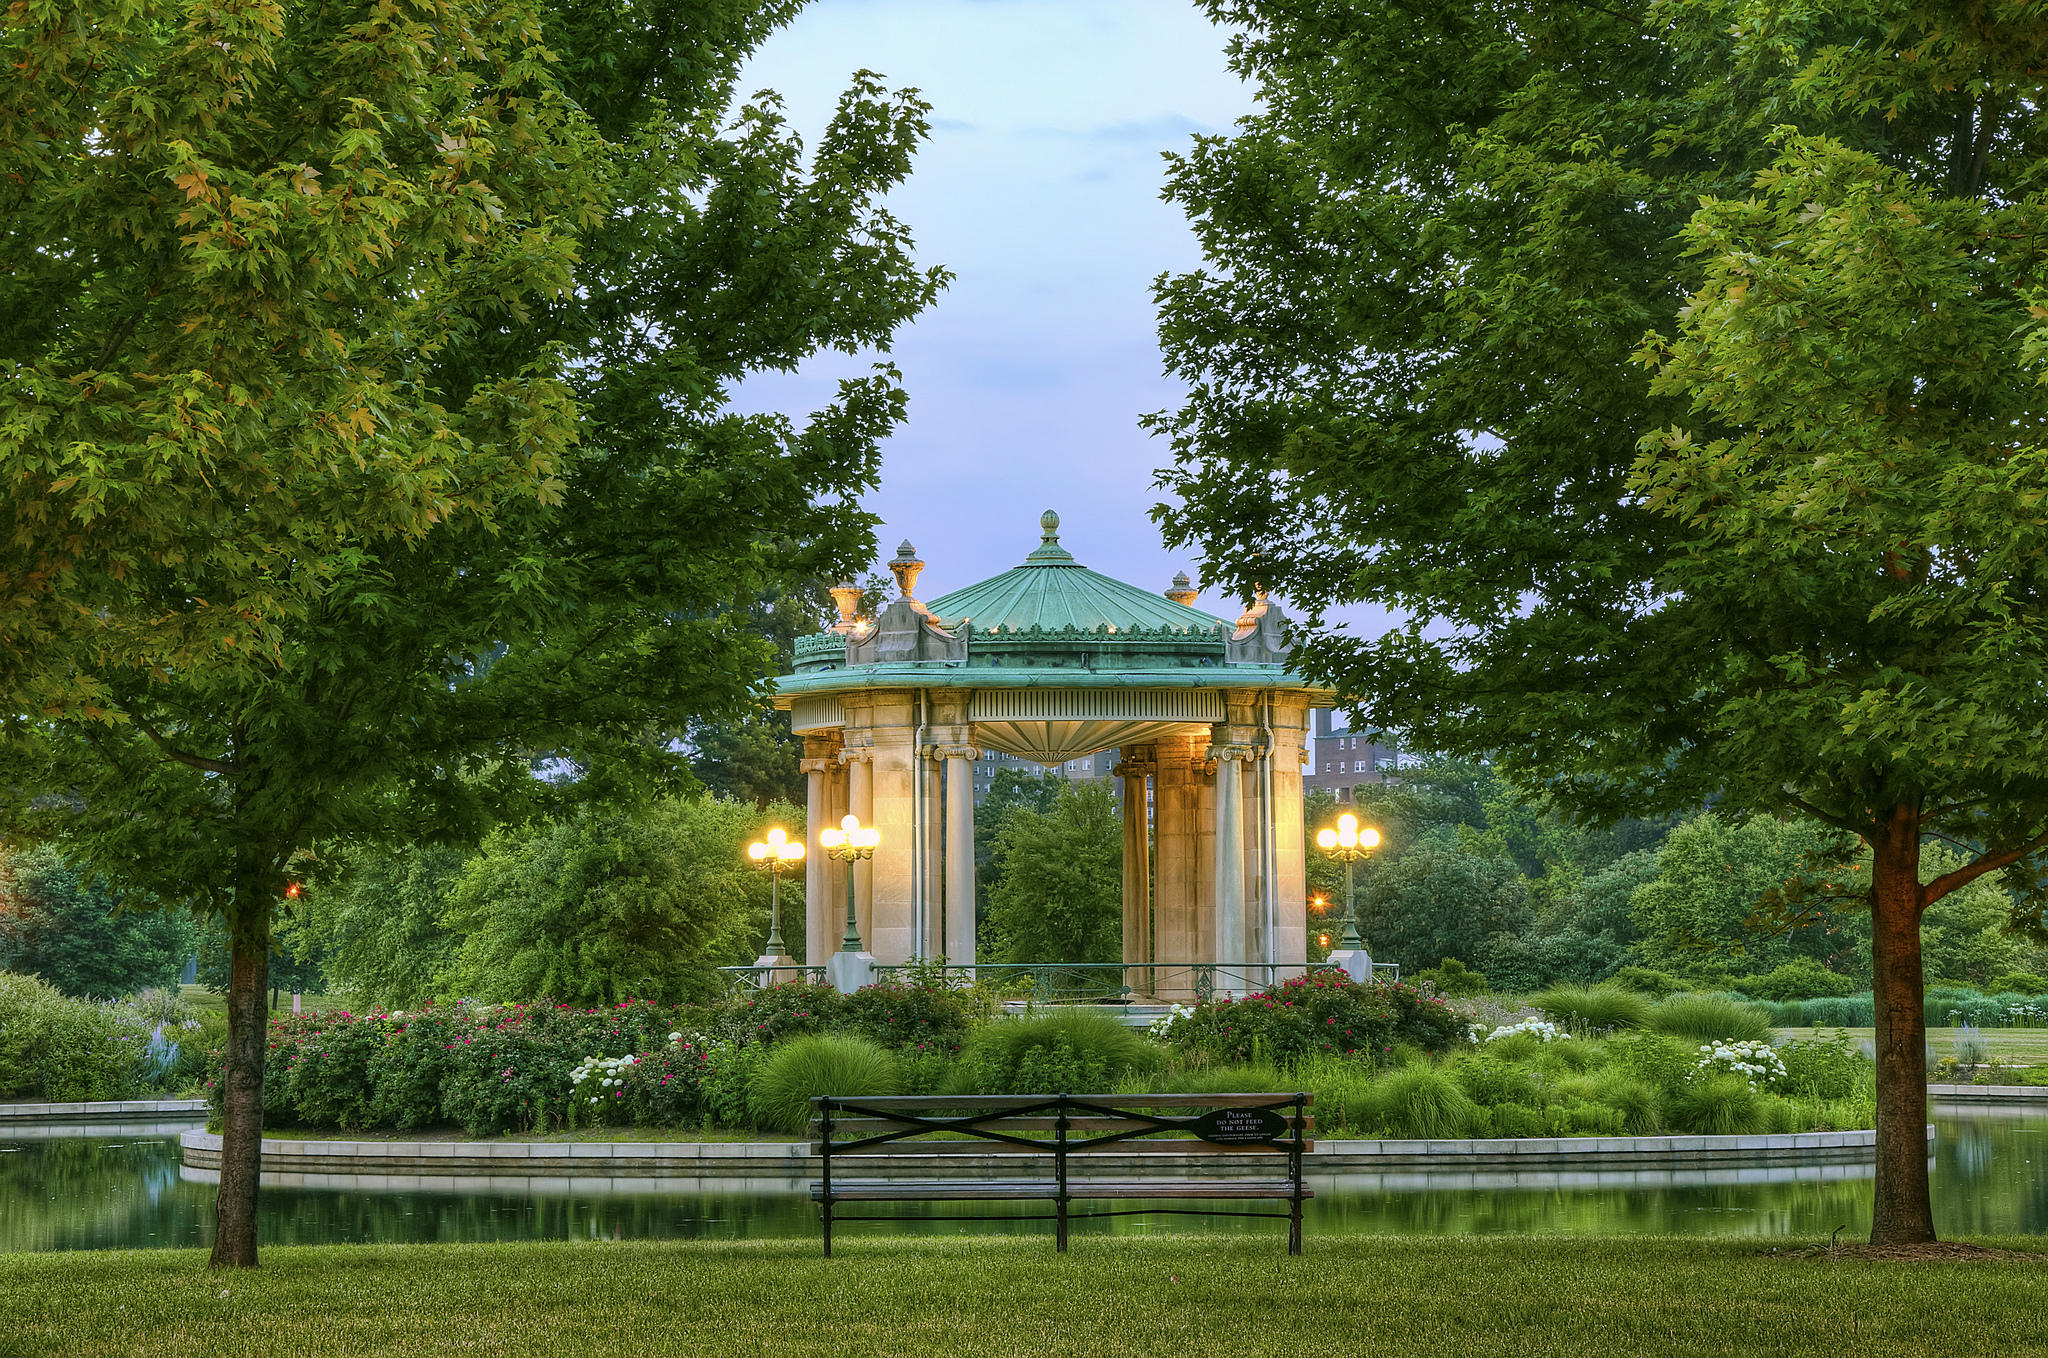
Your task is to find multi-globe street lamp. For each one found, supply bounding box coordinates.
[1314,812,1381,954]
[817,814,881,953]
[745,826,805,962]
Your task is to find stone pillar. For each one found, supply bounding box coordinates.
[845,748,874,954]
[1114,745,1156,994]
[941,745,978,967]
[1211,743,1250,997]
[802,732,844,968]
[864,694,918,964]
[1269,695,1312,979]
[1151,731,1206,1001]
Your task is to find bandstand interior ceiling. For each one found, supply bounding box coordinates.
[972,719,1207,765]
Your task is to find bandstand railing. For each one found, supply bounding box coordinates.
[717,959,1400,1000]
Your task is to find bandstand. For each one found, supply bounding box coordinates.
[772,512,1335,1001]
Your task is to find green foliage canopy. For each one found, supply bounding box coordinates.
[983,781,1123,965]
[0,845,192,999]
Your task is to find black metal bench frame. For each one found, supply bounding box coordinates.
[810,1092,1313,1255]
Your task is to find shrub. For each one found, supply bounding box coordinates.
[1609,967,1685,999]
[368,1011,459,1130]
[1164,1063,1295,1095]
[699,1040,762,1128]
[1367,1065,1479,1138]
[1665,1073,1764,1135]
[1599,1031,1697,1095]
[274,1013,385,1129]
[1734,959,1860,1001]
[713,982,845,1049]
[38,1001,138,1101]
[840,979,981,1056]
[1387,984,1468,1053]
[0,972,142,1101]
[1989,972,2048,996]
[1776,1030,1871,1100]
[1411,957,1490,996]
[1529,983,1653,1034]
[749,1034,900,1134]
[440,1023,575,1137]
[1547,1101,1625,1136]
[1927,987,2002,1029]
[1590,1072,1661,1134]
[1649,993,1773,1044]
[956,1008,1159,1094]
[1800,994,1875,1028]
[1490,1102,1546,1137]
[621,1040,712,1126]
[1290,1053,1377,1134]
[1444,1053,1539,1108]
[1158,974,1393,1067]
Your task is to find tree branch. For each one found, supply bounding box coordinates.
[130,713,243,776]
[1923,827,2048,903]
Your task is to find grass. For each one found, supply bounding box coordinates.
[0,1235,2041,1357]
[1780,1027,2048,1067]
[177,985,351,1017]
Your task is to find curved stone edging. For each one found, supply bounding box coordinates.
[1928,1083,2048,1102]
[0,1099,207,1125]
[180,1125,1924,1183]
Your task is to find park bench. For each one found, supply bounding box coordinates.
[809,1092,1313,1255]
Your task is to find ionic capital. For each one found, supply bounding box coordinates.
[838,746,873,766]
[932,744,981,762]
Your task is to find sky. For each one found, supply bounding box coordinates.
[731,0,1265,617]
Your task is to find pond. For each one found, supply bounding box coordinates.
[4,1106,2043,1253]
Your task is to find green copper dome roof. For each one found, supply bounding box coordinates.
[925,511,1233,636]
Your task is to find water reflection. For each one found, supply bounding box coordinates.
[3,1107,2039,1253]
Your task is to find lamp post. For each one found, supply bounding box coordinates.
[746,826,805,978]
[1315,812,1382,983]
[818,814,880,993]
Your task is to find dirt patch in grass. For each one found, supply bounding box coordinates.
[1767,1241,2044,1263]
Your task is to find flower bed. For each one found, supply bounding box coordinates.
[212,973,1876,1142]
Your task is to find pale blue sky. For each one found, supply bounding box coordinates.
[734,0,1258,608]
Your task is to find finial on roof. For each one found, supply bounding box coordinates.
[888,539,925,600]
[1023,509,1080,566]
[1165,571,1199,607]
[1235,586,1271,631]
[828,579,864,634]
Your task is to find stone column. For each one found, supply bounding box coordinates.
[845,747,874,954]
[941,744,978,968]
[1114,745,1156,994]
[801,732,844,969]
[864,693,918,964]
[1151,732,1206,1001]
[1211,743,1250,997]
[1269,695,1312,979]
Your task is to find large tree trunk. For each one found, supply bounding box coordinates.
[1868,804,1935,1245]
[209,882,270,1269]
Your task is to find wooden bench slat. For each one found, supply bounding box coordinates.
[823,1093,1311,1111]
[815,1181,1309,1201]
[812,1139,1315,1156]
[813,1116,1314,1136]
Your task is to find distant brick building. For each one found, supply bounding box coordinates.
[1305,709,1398,803]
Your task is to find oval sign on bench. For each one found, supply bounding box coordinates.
[1191,1107,1289,1146]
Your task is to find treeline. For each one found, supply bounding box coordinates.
[1324,760,2045,996]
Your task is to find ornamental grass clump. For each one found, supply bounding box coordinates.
[1664,1072,1765,1136]
[748,1034,901,1134]
[1649,993,1773,1044]
[1529,984,1653,1034]
[1588,1071,1662,1135]
[955,1007,1160,1095]
[1366,1065,1479,1138]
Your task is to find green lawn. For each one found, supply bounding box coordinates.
[1781,1026,2048,1066]
[1,1236,2039,1357]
